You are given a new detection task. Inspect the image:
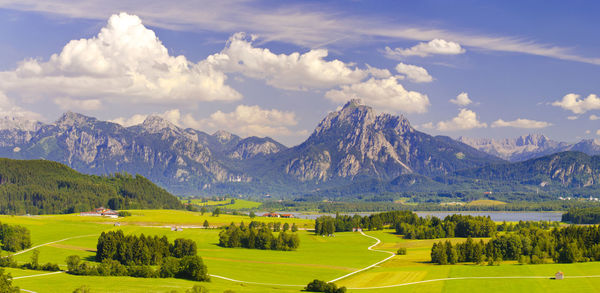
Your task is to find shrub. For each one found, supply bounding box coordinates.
[397,247,407,255]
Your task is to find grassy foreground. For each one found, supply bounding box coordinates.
[2,210,600,292]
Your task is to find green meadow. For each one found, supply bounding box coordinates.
[3,210,600,292]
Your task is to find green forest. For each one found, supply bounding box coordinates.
[0,158,183,214]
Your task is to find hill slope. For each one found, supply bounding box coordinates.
[0,158,183,214]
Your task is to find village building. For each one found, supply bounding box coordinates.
[280,214,294,218]
[80,207,120,218]
[555,271,564,280]
[263,212,280,218]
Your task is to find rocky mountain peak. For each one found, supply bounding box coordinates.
[141,115,179,133]
[213,130,237,144]
[56,111,96,128]
[516,134,548,146]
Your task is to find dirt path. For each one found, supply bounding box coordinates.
[328,231,396,283]
[12,234,97,256]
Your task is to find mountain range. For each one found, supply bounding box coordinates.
[0,99,598,201]
[458,134,600,162]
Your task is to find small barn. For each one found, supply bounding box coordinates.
[555,271,564,280]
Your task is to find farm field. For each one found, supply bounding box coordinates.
[3,210,600,292]
[183,199,263,210]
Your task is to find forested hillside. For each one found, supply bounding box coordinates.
[0,158,183,214]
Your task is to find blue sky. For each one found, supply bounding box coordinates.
[0,0,599,146]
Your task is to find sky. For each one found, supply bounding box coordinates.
[0,0,599,146]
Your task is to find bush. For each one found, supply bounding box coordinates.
[118,211,132,217]
[305,279,346,293]
[0,268,19,293]
[397,247,407,255]
[72,285,91,293]
[177,256,209,281]
[186,285,209,293]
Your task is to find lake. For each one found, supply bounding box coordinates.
[269,211,564,222]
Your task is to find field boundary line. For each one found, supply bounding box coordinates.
[209,274,304,287]
[11,234,97,256]
[20,289,37,293]
[328,231,395,283]
[13,271,64,280]
[346,275,600,289]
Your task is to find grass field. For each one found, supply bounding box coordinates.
[183,199,263,210]
[3,210,600,292]
[466,199,507,206]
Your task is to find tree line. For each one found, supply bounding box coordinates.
[396,214,496,239]
[432,225,600,265]
[561,207,600,224]
[96,230,196,265]
[0,159,183,215]
[218,222,300,251]
[0,222,31,252]
[313,211,496,239]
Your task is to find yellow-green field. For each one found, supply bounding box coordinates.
[183,199,263,209]
[466,199,507,206]
[3,210,600,292]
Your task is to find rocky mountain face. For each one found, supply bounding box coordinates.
[457,151,600,188]
[263,100,503,183]
[458,134,577,162]
[0,112,285,194]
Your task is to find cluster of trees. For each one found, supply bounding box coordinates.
[396,214,496,239]
[562,207,600,224]
[305,279,346,293]
[96,230,197,265]
[218,222,300,251]
[0,159,183,215]
[1,249,60,271]
[0,222,31,251]
[314,210,419,235]
[0,268,19,293]
[432,225,600,265]
[497,220,559,232]
[67,254,209,281]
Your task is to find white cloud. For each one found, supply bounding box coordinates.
[585,130,591,134]
[3,1,600,65]
[112,105,300,138]
[324,77,430,113]
[597,129,600,136]
[0,12,241,107]
[491,118,552,129]
[207,33,370,91]
[449,92,472,106]
[0,92,43,121]
[567,116,579,120]
[394,63,433,83]
[54,97,102,111]
[551,93,600,114]
[436,109,487,131]
[385,39,466,59]
[590,114,600,120]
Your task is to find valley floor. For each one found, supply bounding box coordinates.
[2,210,600,292]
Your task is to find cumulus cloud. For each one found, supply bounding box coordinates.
[597,130,600,136]
[436,109,487,131]
[567,116,579,120]
[0,92,44,121]
[590,114,600,120]
[324,77,430,113]
[207,33,370,90]
[0,12,241,108]
[385,39,466,59]
[112,105,300,138]
[394,63,433,83]
[449,92,472,106]
[551,93,600,114]
[54,97,102,111]
[491,118,552,129]
[201,105,300,137]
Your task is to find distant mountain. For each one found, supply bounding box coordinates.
[0,112,286,195]
[456,151,600,189]
[457,134,600,162]
[258,99,503,184]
